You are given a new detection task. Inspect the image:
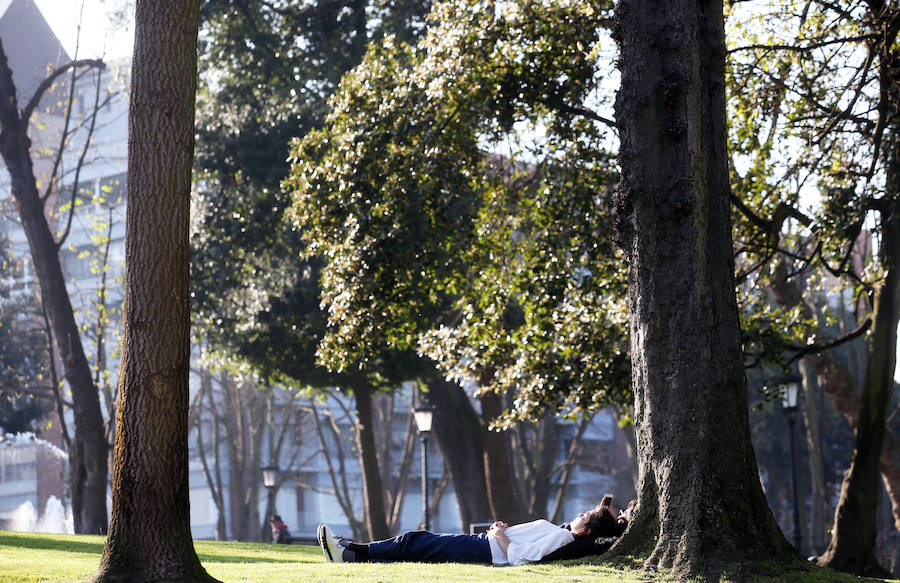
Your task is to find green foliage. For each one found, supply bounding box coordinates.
[286,36,482,368]
[737,281,815,370]
[192,0,436,391]
[285,0,631,421]
[192,0,362,383]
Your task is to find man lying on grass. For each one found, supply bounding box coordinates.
[316,494,632,566]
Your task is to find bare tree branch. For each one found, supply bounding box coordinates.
[21,59,105,126]
[728,33,877,54]
[57,67,104,249]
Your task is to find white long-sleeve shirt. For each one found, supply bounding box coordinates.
[487,519,575,566]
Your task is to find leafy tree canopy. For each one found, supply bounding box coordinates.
[192,0,434,391]
[285,0,631,422]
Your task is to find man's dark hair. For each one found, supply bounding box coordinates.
[576,507,624,539]
[541,501,631,563]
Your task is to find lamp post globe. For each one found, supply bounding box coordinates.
[261,463,279,490]
[413,405,434,433]
[780,375,801,413]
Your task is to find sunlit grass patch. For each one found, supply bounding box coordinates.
[0,531,895,583]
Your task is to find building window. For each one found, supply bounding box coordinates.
[0,446,37,483]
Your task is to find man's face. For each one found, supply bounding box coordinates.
[569,508,601,534]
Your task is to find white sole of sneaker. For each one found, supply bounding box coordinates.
[317,524,333,562]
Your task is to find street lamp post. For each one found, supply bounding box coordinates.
[777,373,803,552]
[261,463,280,523]
[413,403,434,531]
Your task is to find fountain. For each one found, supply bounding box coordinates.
[7,497,74,533]
[9,500,37,532]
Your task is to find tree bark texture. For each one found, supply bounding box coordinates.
[0,39,108,535]
[91,1,216,580]
[511,413,557,519]
[220,375,265,542]
[480,389,526,525]
[798,360,830,555]
[351,379,392,540]
[427,378,492,532]
[818,184,900,576]
[611,0,793,576]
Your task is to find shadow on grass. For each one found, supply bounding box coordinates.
[0,532,314,565]
[0,532,104,555]
[196,553,313,564]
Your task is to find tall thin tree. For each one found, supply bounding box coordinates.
[0,40,109,535]
[91,0,216,580]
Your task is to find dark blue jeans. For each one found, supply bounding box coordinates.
[367,530,492,563]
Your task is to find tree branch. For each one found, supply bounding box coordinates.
[0,39,23,147]
[22,58,105,125]
[786,316,872,365]
[542,98,616,129]
[728,33,877,54]
[56,67,104,249]
[730,191,774,233]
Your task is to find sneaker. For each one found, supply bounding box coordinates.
[317,523,344,563]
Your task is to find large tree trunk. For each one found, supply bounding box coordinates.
[351,379,392,540]
[91,0,216,580]
[875,212,900,553]
[0,39,108,536]
[799,360,830,555]
[480,389,526,525]
[818,201,900,577]
[611,0,793,577]
[527,415,557,519]
[427,378,492,532]
[220,375,265,542]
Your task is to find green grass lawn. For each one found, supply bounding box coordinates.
[0,530,894,583]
